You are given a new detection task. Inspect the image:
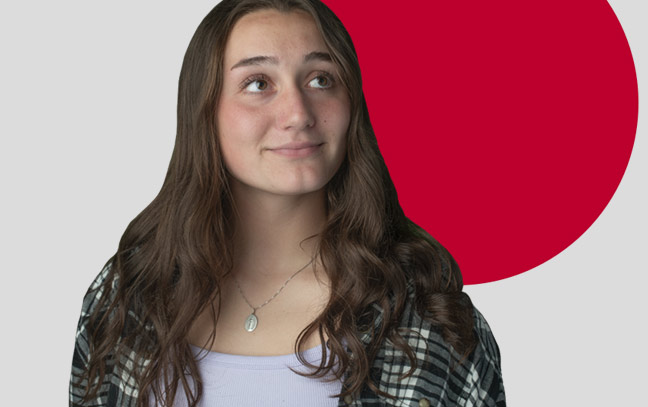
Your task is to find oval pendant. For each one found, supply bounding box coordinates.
[244,313,258,332]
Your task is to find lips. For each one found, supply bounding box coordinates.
[268,141,324,158]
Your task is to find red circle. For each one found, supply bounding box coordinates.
[324,0,638,284]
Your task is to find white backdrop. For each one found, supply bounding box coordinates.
[0,1,645,405]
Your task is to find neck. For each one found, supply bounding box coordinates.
[229,180,327,280]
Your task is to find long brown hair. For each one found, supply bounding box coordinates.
[78,0,476,406]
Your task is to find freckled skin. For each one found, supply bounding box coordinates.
[217,10,350,197]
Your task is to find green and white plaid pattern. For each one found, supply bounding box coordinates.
[70,265,505,406]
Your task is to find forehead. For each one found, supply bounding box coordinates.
[225,9,327,63]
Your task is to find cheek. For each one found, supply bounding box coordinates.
[318,98,350,179]
[218,102,259,142]
[216,105,251,177]
[324,97,351,148]
[217,101,266,163]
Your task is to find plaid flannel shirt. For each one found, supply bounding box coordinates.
[70,264,505,407]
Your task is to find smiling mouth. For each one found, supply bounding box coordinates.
[268,142,324,158]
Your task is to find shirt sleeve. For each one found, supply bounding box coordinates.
[366,290,506,407]
[460,307,506,406]
[69,263,115,407]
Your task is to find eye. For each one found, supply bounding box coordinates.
[308,73,334,89]
[241,75,271,93]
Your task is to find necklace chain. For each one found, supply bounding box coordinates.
[234,257,315,314]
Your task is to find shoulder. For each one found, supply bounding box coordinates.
[69,261,142,407]
[366,282,506,406]
[71,261,116,366]
[461,307,506,406]
[80,261,118,319]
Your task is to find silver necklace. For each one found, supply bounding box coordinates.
[234,258,315,332]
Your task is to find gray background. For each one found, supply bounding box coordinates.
[0,1,645,405]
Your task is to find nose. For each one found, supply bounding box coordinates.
[275,85,315,131]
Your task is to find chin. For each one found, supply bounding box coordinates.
[272,185,327,197]
[269,178,331,197]
[267,169,337,195]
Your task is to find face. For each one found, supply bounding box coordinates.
[217,9,350,199]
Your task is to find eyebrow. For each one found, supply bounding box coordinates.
[230,51,332,70]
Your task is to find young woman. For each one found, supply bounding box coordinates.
[69,0,506,406]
